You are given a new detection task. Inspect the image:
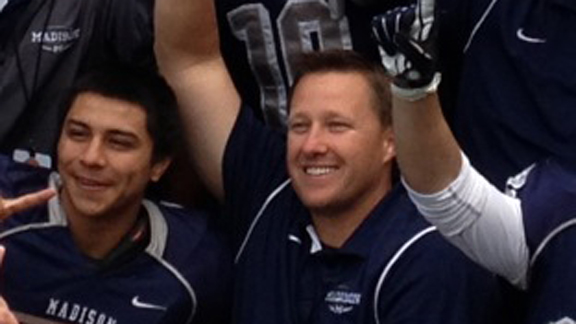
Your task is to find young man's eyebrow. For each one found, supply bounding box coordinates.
[65,119,139,140]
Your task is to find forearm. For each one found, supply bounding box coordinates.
[393,92,529,286]
[405,155,529,287]
[167,60,240,200]
[154,0,241,200]
[392,93,462,193]
[373,0,529,288]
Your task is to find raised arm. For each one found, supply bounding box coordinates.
[154,0,241,200]
[372,1,530,287]
[370,0,461,191]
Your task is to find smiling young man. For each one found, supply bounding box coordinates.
[154,1,511,320]
[0,66,232,324]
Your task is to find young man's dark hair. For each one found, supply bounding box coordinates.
[60,65,182,163]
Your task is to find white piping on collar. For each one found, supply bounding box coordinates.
[306,224,323,254]
[373,226,436,324]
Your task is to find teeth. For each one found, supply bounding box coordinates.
[77,177,107,189]
[305,167,334,175]
[79,178,101,186]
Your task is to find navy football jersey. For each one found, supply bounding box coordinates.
[0,0,155,163]
[514,159,576,324]
[437,0,576,188]
[216,0,405,128]
[222,106,510,324]
[0,155,233,324]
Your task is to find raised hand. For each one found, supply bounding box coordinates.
[154,0,241,200]
[0,188,55,220]
[371,0,440,100]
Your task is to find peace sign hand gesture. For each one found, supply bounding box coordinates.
[0,188,56,220]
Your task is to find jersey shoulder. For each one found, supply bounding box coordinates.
[154,202,234,323]
[372,190,508,324]
[513,159,576,255]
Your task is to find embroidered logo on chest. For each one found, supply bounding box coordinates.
[324,286,362,315]
[45,298,118,324]
[30,26,81,54]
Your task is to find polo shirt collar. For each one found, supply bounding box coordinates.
[301,185,405,258]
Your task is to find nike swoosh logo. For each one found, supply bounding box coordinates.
[131,296,168,311]
[516,28,546,44]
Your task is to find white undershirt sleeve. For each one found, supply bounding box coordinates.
[403,153,530,289]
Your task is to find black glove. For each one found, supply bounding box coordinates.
[372,0,441,100]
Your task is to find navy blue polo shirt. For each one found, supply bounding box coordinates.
[223,106,511,324]
[437,0,576,188]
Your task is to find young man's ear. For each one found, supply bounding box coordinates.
[150,158,173,182]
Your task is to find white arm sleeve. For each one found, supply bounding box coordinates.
[403,154,530,288]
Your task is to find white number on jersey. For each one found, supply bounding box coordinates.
[227,0,353,126]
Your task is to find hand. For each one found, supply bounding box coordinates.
[0,188,56,220]
[0,247,18,324]
[372,0,440,100]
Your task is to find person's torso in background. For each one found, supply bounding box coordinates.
[0,0,154,168]
[216,0,406,129]
[438,0,576,188]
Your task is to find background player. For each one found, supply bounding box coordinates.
[154,0,512,321]
[374,0,576,322]
[0,65,232,324]
[0,0,213,210]
[216,0,406,128]
[409,0,576,187]
[0,0,155,167]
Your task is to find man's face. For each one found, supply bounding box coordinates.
[57,92,170,219]
[287,72,395,216]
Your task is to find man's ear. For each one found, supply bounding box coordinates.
[150,158,173,182]
[382,128,396,164]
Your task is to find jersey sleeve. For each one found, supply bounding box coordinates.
[375,233,509,324]
[222,106,290,237]
[525,225,576,324]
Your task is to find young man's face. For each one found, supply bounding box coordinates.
[57,92,170,219]
[287,71,395,216]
